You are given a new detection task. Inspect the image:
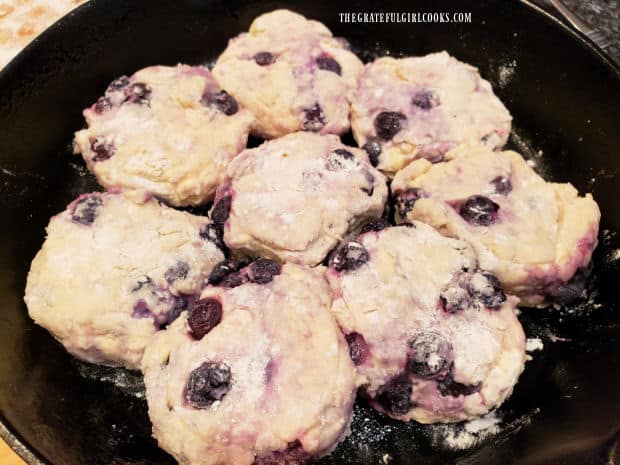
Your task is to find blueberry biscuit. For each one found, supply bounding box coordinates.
[142,262,358,465]
[74,64,253,206]
[392,145,600,307]
[212,10,363,138]
[350,52,512,177]
[212,132,388,266]
[24,192,224,369]
[326,223,526,423]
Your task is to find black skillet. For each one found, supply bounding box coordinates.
[1,0,619,464]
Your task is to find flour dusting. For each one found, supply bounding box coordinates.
[75,361,146,398]
[430,412,502,450]
[526,338,544,352]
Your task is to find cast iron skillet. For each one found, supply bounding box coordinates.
[1,0,619,464]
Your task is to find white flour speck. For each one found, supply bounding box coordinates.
[526,338,544,352]
[497,60,517,88]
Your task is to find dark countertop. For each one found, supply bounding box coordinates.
[535,0,620,63]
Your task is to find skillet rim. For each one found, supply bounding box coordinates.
[0,0,618,464]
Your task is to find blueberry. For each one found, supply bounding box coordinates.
[124,82,152,105]
[90,137,115,162]
[407,332,452,378]
[345,332,369,365]
[71,195,103,225]
[165,261,190,284]
[202,90,239,116]
[187,298,223,340]
[211,195,232,224]
[439,286,471,314]
[359,219,390,236]
[316,56,342,75]
[491,176,512,195]
[374,111,407,140]
[94,96,112,114]
[395,188,423,218]
[248,259,281,284]
[254,51,276,66]
[459,195,500,226]
[362,139,381,167]
[412,90,440,110]
[207,260,246,286]
[469,272,506,309]
[106,76,130,93]
[185,361,232,408]
[325,149,355,171]
[199,223,225,251]
[330,241,369,272]
[302,103,326,132]
[376,376,413,415]
[437,369,481,397]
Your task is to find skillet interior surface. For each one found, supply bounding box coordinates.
[0,0,619,464]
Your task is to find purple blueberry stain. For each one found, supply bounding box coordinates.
[132,299,153,319]
[330,241,369,272]
[165,261,190,284]
[316,56,342,75]
[185,361,232,409]
[124,82,152,105]
[376,375,414,415]
[468,272,506,309]
[407,332,452,378]
[395,188,423,219]
[254,441,310,465]
[211,194,232,224]
[201,90,239,116]
[302,103,326,132]
[491,176,512,195]
[90,137,115,162]
[345,332,369,365]
[459,195,500,226]
[187,298,223,340]
[362,139,382,167]
[254,51,276,66]
[412,89,440,110]
[248,259,281,284]
[71,195,103,226]
[374,111,407,140]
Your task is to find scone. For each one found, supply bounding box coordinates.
[392,145,600,307]
[211,132,388,266]
[73,64,253,206]
[350,52,512,177]
[326,222,526,423]
[24,192,224,369]
[212,9,363,138]
[142,261,358,465]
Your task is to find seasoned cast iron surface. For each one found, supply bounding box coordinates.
[0,1,619,464]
